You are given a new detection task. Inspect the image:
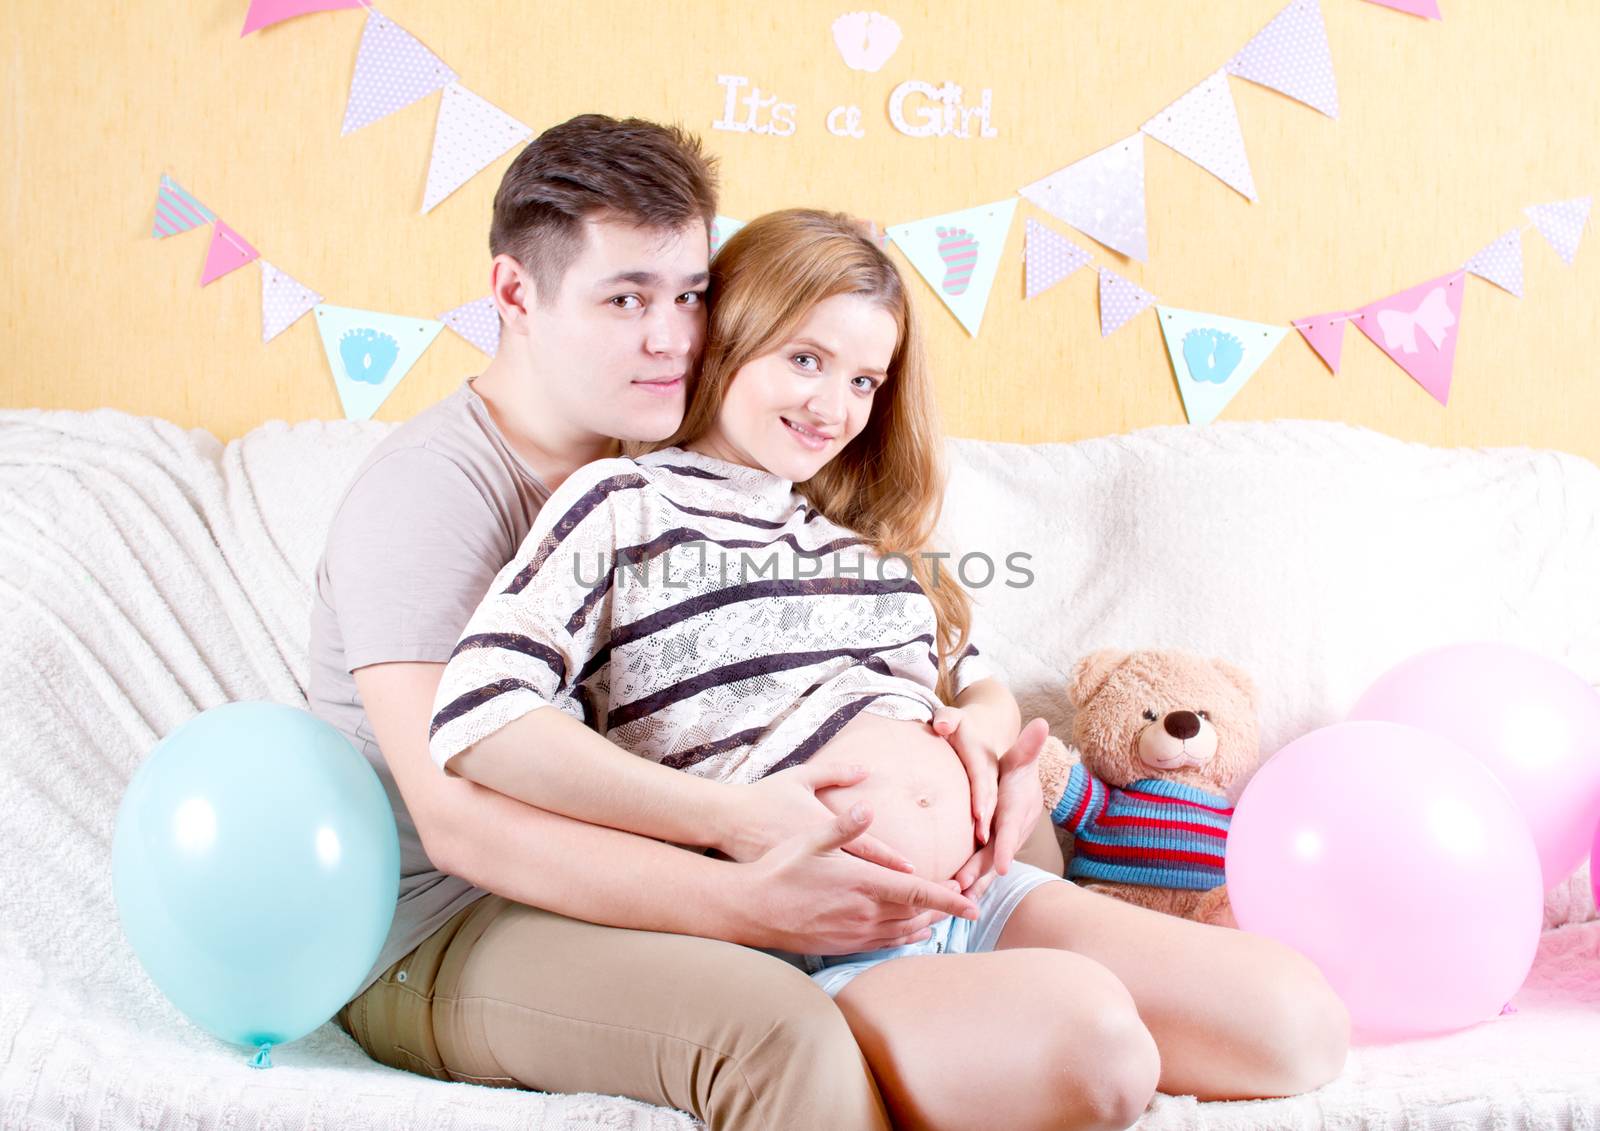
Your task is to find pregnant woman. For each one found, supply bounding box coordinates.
[428,209,1351,1131]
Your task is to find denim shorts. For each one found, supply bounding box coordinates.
[765,860,1067,998]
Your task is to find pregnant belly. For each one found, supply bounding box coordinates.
[807,708,976,883]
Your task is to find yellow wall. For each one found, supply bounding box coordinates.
[3,1,1598,461]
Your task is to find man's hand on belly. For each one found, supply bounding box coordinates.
[721,760,916,873]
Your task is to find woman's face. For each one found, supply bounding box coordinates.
[690,292,898,482]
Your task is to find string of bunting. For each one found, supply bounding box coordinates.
[152,0,1588,423]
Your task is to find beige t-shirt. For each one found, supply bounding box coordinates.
[307,375,551,1003]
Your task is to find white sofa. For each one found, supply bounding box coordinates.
[2,407,1597,1130]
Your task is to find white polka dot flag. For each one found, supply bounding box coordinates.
[1525,197,1592,267]
[439,296,501,357]
[1097,267,1157,338]
[1140,68,1258,203]
[1019,134,1149,262]
[1024,219,1092,300]
[1226,0,1340,119]
[340,9,458,136]
[259,260,324,343]
[1463,228,1525,298]
[423,83,533,214]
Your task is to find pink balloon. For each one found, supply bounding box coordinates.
[1228,720,1543,1042]
[1348,641,1600,891]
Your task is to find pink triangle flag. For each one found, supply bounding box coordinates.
[1524,197,1592,266]
[260,259,324,342]
[1024,219,1092,299]
[341,9,459,136]
[1141,68,1258,201]
[1292,311,1350,373]
[1363,0,1443,17]
[200,221,260,286]
[1019,134,1149,261]
[1098,267,1157,337]
[1350,270,1466,406]
[423,83,534,213]
[439,295,501,357]
[1226,0,1339,119]
[240,0,363,36]
[1463,228,1525,297]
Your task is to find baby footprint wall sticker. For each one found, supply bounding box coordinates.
[1156,307,1288,426]
[887,199,1019,336]
[314,305,444,421]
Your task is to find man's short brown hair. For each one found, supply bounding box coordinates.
[489,114,719,306]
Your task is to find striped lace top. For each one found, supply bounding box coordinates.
[428,446,992,784]
[1050,763,1233,891]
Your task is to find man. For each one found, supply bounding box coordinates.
[308,113,1059,1128]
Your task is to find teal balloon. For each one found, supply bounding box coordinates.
[112,701,398,1064]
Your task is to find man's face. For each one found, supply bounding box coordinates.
[524,214,709,444]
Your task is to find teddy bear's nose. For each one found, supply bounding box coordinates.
[1164,710,1201,740]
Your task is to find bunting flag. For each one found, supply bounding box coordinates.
[1350,269,1466,406]
[240,0,363,36]
[887,198,1018,336]
[341,9,459,136]
[710,215,746,258]
[200,221,260,285]
[1464,229,1525,297]
[259,260,323,342]
[439,295,501,357]
[1024,219,1092,299]
[1226,0,1340,119]
[314,304,444,420]
[151,174,216,239]
[1157,306,1288,425]
[1525,197,1592,266]
[423,83,533,213]
[1019,134,1149,261]
[1362,0,1443,17]
[1098,267,1157,337]
[1141,69,1258,202]
[1292,311,1350,373]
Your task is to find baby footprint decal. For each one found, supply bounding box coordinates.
[339,327,400,386]
[936,227,979,296]
[1182,328,1243,385]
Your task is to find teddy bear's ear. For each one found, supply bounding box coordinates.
[1068,649,1131,707]
[1215,658,1260,714]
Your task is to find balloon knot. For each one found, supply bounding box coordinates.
[249,1042,274,1069]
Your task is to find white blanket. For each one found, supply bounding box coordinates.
[1,406,1596,1128]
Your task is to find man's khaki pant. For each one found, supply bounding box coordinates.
[335,821,1065,1130]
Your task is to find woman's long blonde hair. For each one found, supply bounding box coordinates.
[647,208,973,702]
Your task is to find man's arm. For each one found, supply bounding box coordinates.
[354,660,977,948]
[357,661,750,930]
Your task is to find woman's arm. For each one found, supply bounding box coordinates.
[447,704,739,850]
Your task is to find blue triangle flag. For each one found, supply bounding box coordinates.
[314,304,444,420]
[711,215,746,258]
[1155,305,1287,425]
[887,198,1018,336]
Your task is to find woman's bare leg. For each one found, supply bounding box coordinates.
[833,949,1161,1131]
[996,881,1351,1101]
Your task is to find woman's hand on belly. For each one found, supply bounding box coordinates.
[808,711,980,883]
[720,761,917,873]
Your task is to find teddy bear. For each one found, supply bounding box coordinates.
[1035,648,1262,928]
